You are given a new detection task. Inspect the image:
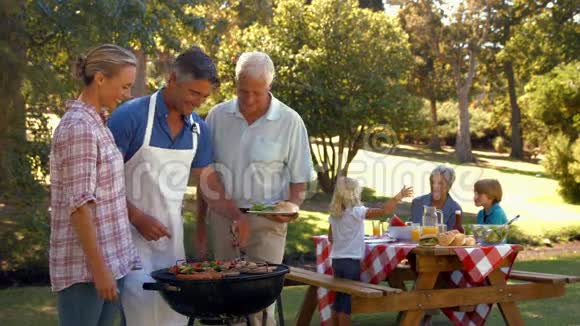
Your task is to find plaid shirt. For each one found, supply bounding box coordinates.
[49,100,139,292]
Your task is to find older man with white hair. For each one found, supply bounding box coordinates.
[201,51,313,325]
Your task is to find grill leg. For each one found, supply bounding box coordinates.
[187,317,195,326]
[245,315,252,326]
[276,294,285,326]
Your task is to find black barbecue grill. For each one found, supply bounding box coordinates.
[143,263,289,325]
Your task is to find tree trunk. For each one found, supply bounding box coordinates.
[132,49,147,97]
[453,49,477,163]
[317,171,335,194]
[455,88,474,162]
[504,60,523,159]
[428,98,441,150]
[0,1,28,197]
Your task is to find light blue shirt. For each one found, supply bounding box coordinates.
[107,89,213,168]
[411,193,462,229]
[206,95,314,208]
[477,202,508,224]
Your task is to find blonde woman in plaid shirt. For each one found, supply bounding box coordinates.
[49,44,139,326]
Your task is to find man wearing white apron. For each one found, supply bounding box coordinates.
[203,52,314,325]
[108,47,249,326]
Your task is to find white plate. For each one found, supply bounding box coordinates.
[365,238,397,244]
[247,210,297,216]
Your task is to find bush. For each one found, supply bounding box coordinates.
[542,133,580,203]
[414,100,497,146]
[505,225,580,246]
[545,226,580,243]
[506,225,542,246]
[0,200,50,286]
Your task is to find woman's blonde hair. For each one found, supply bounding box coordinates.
[74,44,137,86]
[474,179,503,203]
[329,176,362,218]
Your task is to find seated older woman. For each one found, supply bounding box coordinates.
[411,165,464,232]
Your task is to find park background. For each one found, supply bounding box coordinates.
[0,0,578,324]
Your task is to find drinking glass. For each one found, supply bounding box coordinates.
[411,223,422,242]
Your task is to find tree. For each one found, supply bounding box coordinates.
[479,0,579,157]
[0,1,30,197]
[521,62,580,203]
[521,62,579,142]
[484,0,557,159]
[0,0,215,197]
[441,0,493,162]
[399,0,454,150]
[217,0,418,193]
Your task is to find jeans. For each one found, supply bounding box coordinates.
[332,258,361,314]
[57,277,125,326]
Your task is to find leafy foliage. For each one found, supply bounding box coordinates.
[217,0,419,192]
[541,133,580,203]
[398,0,454,149]
[522,62,580,141]
[529,64,580,202]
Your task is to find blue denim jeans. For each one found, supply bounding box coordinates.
[57,277,125,326]
[332,258,361,314]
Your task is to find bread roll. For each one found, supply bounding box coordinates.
[464,236,476,246]
[437,231,456,246]
[450,233,466,246]
[275,201,299,213]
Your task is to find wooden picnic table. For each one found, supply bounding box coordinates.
[286,239,579,326]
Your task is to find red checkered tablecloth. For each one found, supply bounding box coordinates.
[313,236,415,325]
[442,244,520,326]
[313,236,520,326]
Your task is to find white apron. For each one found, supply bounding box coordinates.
[121,91,198,326]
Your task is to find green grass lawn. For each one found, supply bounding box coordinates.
[2,255,578,326]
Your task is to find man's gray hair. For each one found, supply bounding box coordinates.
[235,52,275,85]
[430,165,456,188]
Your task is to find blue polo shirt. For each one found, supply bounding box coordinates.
[410,193,462,229]
[107,89,213,168]
[476,202,508,224]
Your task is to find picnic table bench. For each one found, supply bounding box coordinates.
[286,245,579,326]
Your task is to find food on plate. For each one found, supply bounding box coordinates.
[435,230,473,246]
[390,215,406,227]
[251,201,299,214]
[419,234,438,246]
[464,236,476,246]
[450,233,466,246]
[250,203,276,212]
[437,231,456,246]
[274,201,299,213]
